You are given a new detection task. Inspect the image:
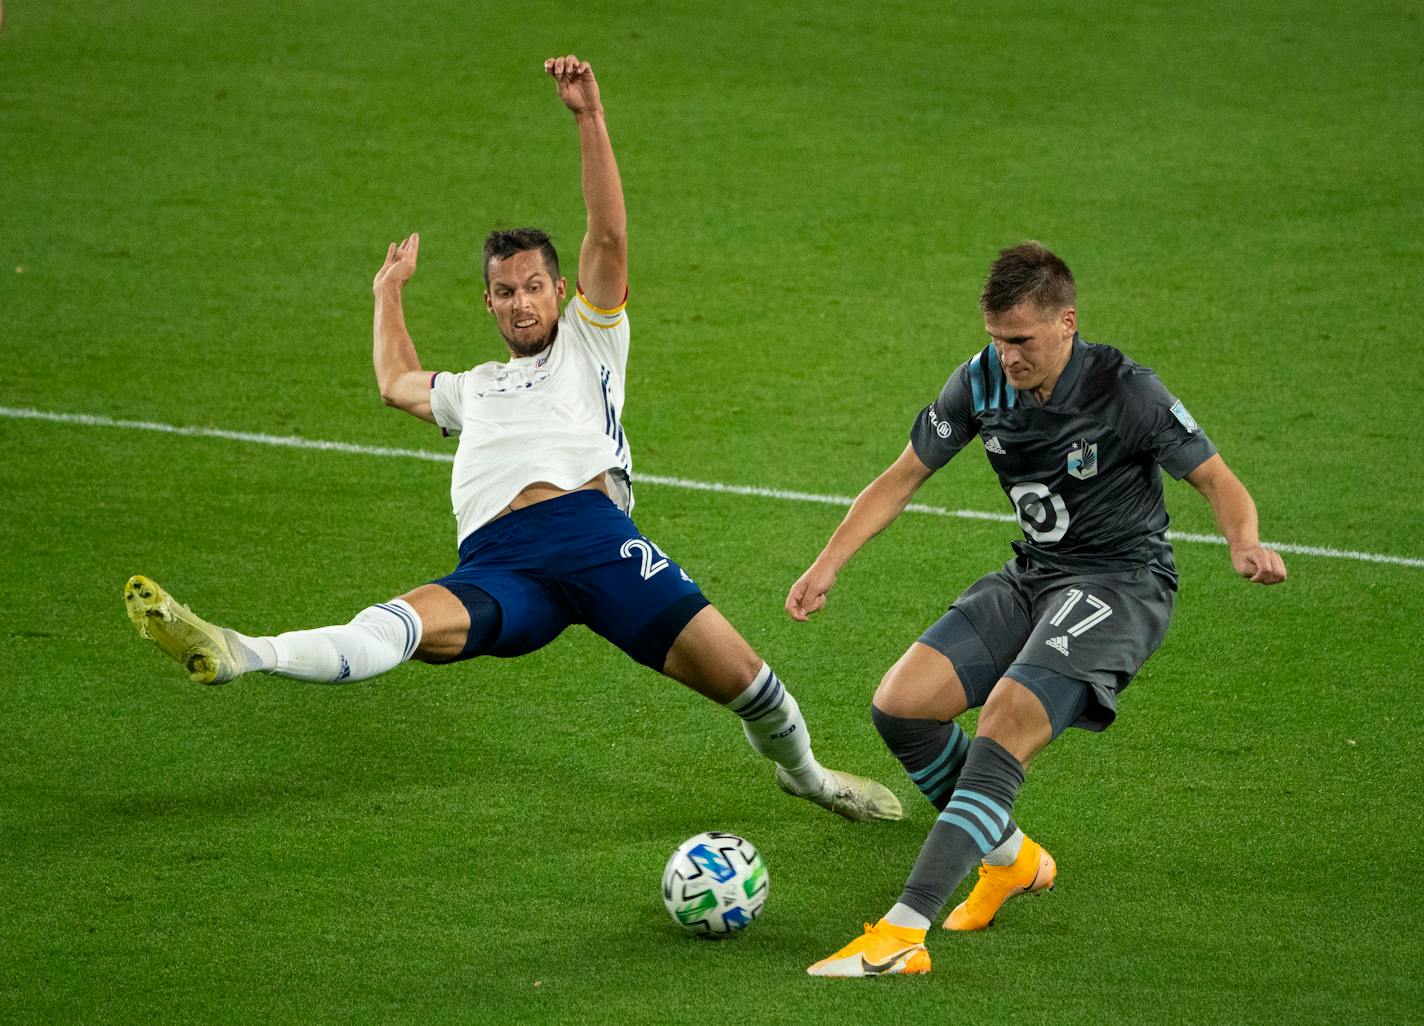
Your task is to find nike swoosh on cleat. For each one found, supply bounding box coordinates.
[859,948,918,975]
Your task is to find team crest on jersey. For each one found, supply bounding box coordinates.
[1170,399,1199,433]
[1066,437,1098,480]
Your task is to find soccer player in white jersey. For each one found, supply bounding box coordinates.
[124,56,901,826]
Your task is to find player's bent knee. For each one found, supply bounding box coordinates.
[872,644,969,720]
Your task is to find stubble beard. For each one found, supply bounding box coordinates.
[504,322,558,359]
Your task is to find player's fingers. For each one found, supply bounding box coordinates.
[409,232,420,258]
[786,582,812,619]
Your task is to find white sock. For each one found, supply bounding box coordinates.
[251,600,422,683]
[225,630,276,674]
[984,827,1025,866]
[729,663,825,793]
[884,902,931,932]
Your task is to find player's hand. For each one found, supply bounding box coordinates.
[545,54,602,116]
[373,234,419,295]
[786,563,837,622]
[1231,544,1287,585]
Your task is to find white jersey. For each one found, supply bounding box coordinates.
[429,287,633,545]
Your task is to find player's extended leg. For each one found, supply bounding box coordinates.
[123,575,476,684]
[807,677,1055,977]
[661,605,902,823]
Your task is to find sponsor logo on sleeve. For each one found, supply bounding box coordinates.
[1170,399,1200,433]
[928,407,952,439]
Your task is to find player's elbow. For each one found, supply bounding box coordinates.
[588,223,627,249]
[376,377,411,410]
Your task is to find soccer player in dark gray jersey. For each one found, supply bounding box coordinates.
[788,242,1287,978]
[911,333,1218,581]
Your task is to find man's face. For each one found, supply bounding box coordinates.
[984,300,1077,394]
[484,249,566,357]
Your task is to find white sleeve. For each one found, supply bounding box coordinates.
[561,286,630,376]
[429,370,465,437]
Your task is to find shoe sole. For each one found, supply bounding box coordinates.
[123,574,227,684]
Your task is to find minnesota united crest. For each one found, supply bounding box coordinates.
[1066,437,1098,480]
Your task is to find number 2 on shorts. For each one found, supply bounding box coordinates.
[620,537,669,580]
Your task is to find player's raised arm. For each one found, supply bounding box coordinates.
[546,55,626,311]
[786,444,937,621]
[372,234,437,424]
[1185,454,1287,584]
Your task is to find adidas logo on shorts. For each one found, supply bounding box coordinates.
[1045,635,1070,656]
[984,435,1006,455]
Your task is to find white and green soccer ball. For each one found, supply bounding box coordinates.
[661,831,769,938]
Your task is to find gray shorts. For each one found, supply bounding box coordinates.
[918,558,1175,732]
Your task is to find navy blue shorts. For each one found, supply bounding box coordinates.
[432,490,709,670]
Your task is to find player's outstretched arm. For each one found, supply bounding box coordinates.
[372,234,437,424]
[786,444,937,621]
[546,55,626,311]
[1186,454,1287,584]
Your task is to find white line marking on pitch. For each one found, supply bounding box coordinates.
[4,405,1420,569]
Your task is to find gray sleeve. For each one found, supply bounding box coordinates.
[1117,367,1217,480]
[909,362,978,471]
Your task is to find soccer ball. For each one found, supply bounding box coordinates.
[661,831,768,938]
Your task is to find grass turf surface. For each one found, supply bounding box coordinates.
[2,1,1422,1023]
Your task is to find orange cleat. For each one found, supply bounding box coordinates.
[807,919,931,978]
[944,835,1056,931]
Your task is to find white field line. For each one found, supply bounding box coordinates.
[4,405,1421,570]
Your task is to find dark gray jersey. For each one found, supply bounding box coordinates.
[909,335,1216,583]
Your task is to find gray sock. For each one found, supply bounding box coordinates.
[897,736,1026,922]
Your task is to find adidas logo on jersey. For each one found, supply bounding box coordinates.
[1045,636,1070,657]
[983,435,1006,455]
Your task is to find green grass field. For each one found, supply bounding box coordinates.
[3,1,1422,1023]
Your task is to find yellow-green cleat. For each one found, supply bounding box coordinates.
[123,574,242,684]
[777,766,904,823]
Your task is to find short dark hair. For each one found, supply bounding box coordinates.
[980,241,1076,315]
[482,227,560,285]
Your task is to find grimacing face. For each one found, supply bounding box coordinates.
[484,248,566,357]
[984,300,1077,396]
